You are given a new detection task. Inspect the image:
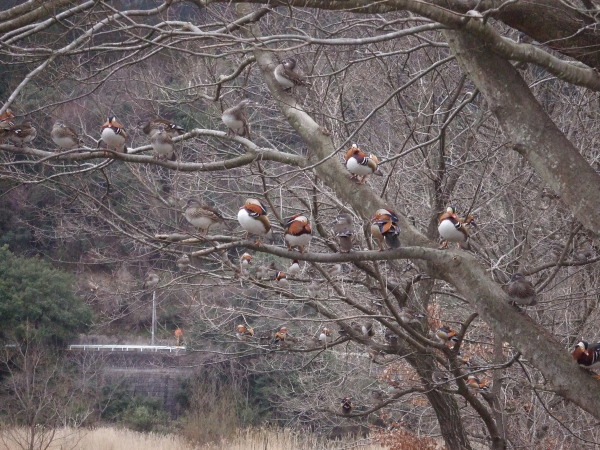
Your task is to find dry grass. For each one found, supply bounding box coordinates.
[0,427,385,450]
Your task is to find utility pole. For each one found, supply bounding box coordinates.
[151,290,156,346]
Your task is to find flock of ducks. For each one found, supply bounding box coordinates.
[0,57,310,157]
[176,160,600,388]
[2,56,598,412]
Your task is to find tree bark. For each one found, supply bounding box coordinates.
[445,28,600,237]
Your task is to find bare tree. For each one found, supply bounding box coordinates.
[2,1,600,448]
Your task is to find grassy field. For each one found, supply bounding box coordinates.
[0,427,385,450]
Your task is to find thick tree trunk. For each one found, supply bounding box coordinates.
[409,356,476,450]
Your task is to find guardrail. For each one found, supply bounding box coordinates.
[68,344,186,352]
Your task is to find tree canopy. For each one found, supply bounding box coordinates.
[0,246,91,346]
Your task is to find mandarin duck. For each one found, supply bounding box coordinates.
[236,324,255,341]
[176,254,191,270]
[575,247,595,262]
[436,325,459,343]
[0,108,15,142]
[7,120,36,146]
[352,321,375,337]
[254,263,271,280]
[221,99,252,138]
[572,341,600,367]
[240,252,253,268]
[398,307,426,325]
[307,280,320,298]
[273,58,310,90]
[275,270,289,288]
[384,330,399,344]
[0,108,15,131]
[150,128,176,161]
[371,208,401,250]
[332,213,354,253]
[237,198,272,242]
[288,259,301,277]
[432,371,451,384]
[340,397,353,415]
[239,253,252,277]
[99,116,127,153]
[284,214,312,253]
[143,271,159,290]
[273,326,290,345]
[507,273,537,306]
[327,263,344,279]
[51,121,83,150]
[370,390,387,402]
[438,206,476,250]
[184,198,229,235]
[344,144,383,184]
[317,327,333,346]
[466,374,490,393]
[142,118,185,138]
[174,327,184,346]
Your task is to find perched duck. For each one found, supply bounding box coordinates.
[237,198,272,242]
[236,324,254,341]
[142,118,185,138]
[307,280,320,298]
[184,198,229,235]
[327,264,344,279]
[318,327,332,345]
[288,259,301,277]
[273,326,289,345]
[436,325,459,343]
[0,109,14,142]
[239,253,252,276]
[398,307,426,325]
[143,271,160,289]
[254,263,272,280]
[7,120,36,146]
[371,208,401,250]
[275,270,289,288]
[332,213,354,253]
[99,116,127,153]
[176,254,190,270]
[273,58,310,90]
[0,108,15,131]
[344,144,383,184]
[432,371,451,384]
[507,273,537,306]
[174,327,184,346]
[438,206,476,250]
[384,330,399,344]
[352,321,375,337]
[340,397,353,414]
[284,214,312,253]
[574,247,595,262]
[466,375,489,393]
[51,121,82,150]
[370,390,387,402]
[240,252,253,267]
[221,99,252,137]
[150,128,176,161]
[572,341,600,367]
